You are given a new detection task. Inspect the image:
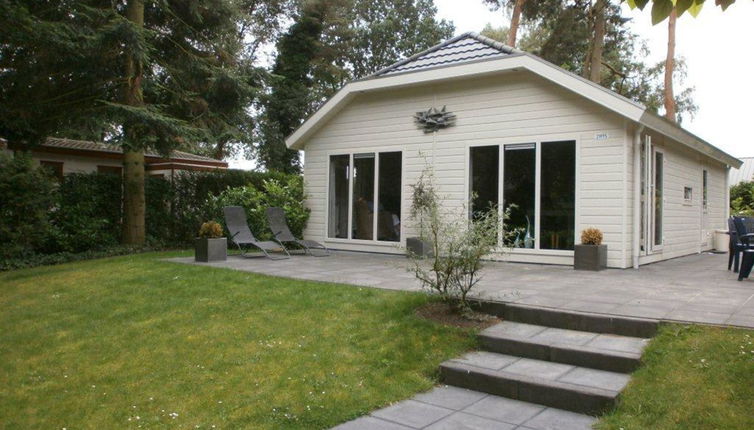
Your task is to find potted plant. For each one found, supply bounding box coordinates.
[195,221,227,262]
[574,227,607,271]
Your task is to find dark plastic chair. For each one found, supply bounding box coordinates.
[223,206,289,260]
[731,216,754,273]
[265,207,330,257]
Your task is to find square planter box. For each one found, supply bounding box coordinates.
[406,237,434,258]
[195,237,227,262]
[574,244,607,271]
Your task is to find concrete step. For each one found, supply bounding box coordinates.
[478,321,649,373]
[440,351,631,415]
[478,301,659,337]
[333,385,597,430]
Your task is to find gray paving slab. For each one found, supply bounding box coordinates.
[557,367,630,392]
[463,395,544,425]
[482,321,548,338]
[530,327,598,346]
[501,357,575,380]
[585,334,649,354]
[520,408,597,430]
[332,416,414,430]
[413,386,487,410]
[425,411,517,430]
[167,251,754,328]
[371,399,453,428]
[453,351,520,371]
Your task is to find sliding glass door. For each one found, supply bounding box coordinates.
[328,152,402,242]
[540,141,576,250]
[469,140,576,251]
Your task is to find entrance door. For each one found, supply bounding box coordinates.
[640,135,664,254]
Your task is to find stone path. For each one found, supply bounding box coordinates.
[334,305,655,429]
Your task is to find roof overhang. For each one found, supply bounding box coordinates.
[286,53,741,168]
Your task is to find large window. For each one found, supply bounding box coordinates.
[653,151,664,246]
[328,155,350,239]
[469,140,576,251]
[328,152,402,242]
[540,141,576,250]
[470,145,499,218]
[504,144,536,248]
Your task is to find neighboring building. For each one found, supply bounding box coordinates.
[1,137,227,180]
[729,157,754,186]
[286,33,742,268]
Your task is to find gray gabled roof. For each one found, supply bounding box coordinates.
[367,32,519,78]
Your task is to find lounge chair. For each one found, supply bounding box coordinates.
[265,207,330,256]
[223,206,289,260]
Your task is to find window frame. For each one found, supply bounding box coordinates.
[466,136,580,255]
[325,150,404,245]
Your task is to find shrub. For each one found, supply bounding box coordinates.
[407,164,514,311]
[210,177,309,240]
[730,181,754,216]
[580,227,603,245]
[198,221,223,238]
[0,152,58,259]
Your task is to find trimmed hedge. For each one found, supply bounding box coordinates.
[0,160,308,268]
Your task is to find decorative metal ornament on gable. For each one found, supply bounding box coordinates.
[414,105,456,133]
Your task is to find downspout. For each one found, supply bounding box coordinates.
[632,125,644,269]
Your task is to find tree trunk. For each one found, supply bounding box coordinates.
[664,8,677,122]
[507,0,526,47]
[583,0,606,83]
[122,0,146,245]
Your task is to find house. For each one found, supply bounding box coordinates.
[1,137,227,180]
[286,33,741,269]
[729,157,754,186]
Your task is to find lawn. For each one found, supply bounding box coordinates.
[0,252,475,429]
[597,324,754,430]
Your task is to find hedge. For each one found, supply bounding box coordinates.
[0,154,308,266]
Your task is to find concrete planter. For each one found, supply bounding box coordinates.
[574,244,607,271]
[406,237,434,258]
[195,237,227,262]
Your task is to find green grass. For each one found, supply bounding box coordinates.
[0,252,475,429]
[597,324,754,430]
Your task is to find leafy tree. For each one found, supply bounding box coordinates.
[484,0,528,46]
[256,0,329,173]
[731,181,754,216]
[0,1,259,244]
[664,7,678,121]
[627,0,744,24]
[256,0,454,172]
[481,2,698,123]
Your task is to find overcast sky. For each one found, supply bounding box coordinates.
[230,1,754,169]
[434,0,754,158]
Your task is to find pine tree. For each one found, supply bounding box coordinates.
[0,0,258,244]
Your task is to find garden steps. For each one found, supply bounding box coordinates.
[440,351,630,415]
[478,321,649,373]
[437,307,658,416]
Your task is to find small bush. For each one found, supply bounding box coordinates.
[211,178,309,240]
[198,221,224,238]
[580,227,603,245]
[730,181,754,216]
[407,164,515,311]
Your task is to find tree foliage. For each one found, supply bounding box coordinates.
[481,1,698,123]
[256,0,329,173]
[627,0,742,24]
[255,0,454,172]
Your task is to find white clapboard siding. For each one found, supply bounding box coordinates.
[301,70,731,267]
[302,71,631,265]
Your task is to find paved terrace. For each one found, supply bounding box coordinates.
[169,251,754,329]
